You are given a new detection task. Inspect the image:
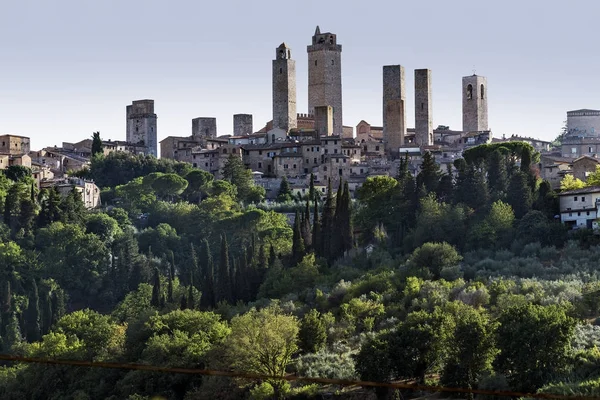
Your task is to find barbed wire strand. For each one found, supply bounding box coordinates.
[0,353,595,400]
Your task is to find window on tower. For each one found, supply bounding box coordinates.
[280,68,282,74]
[315,60,317,66]
[467,84,473,100]
[481,84,485,99]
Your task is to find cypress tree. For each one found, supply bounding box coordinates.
[216,235,232,304]
[200,239,215,309]
[488,150,508,199]
[507,171,533,219]
[50,288,66,327]
[188,279,195,309]
[416,151,441,195]
[151,267,161,308]
[230,258,237,302]
[170,250,176,281]
[309,173,316,200]
[3,312,23,352]
[259,243,267,268]
[302,199,312,250]
[167,267,174,303]
[312,200,321,256]
[180,294,188,310]
[190,243,199,288]
[320,179,336,261]
[292,210,305,265]
[237,250,250,302]
[25,280,41,342]
[269,244,276,268]
[91,131,104,156]
[40,288,53,335]
[340,182,353,253]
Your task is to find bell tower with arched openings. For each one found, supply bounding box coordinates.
[462,74,488,132]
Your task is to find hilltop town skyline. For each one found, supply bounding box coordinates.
[1,0,599,149]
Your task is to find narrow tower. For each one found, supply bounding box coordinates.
[307,26,343,136]
[273,43,297,132]
[192,117,217,140]
[126,99,157,157]
[233,114,253,136]
[383,65,407,156]
[414,69,433,147]
[462,75,488,132]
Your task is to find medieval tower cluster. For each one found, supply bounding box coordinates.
[271,26,490,159]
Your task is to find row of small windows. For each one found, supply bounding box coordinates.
[568,211,591,217]
[466,84,485,100]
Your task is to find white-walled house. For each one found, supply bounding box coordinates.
[558,186,600,229]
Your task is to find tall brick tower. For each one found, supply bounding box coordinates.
[383,65,407,157]
[414,69,433,147]
[273,43,297,132]
[462,74,488,132]
[307,26,343,136]
[192,117,217,140]
[233,114,253,136]
[126,99,157,157]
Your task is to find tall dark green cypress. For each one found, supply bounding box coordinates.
[309,173,316,200]
[151,267,161,308]
[41,290,53,335]
[190,243,199,288]
[259,243,267,268]
[320,179,336,262]
[200,239,215,309]
[50,288,65,327]
[507,170,533,219]
[188,276,195,309]
[167,266,174,303]
[237,250,250,302]
[268,245,276,268]
[292,210,305,265]
[312,200,321,256]
[302,199,312,250]
[416,151,441,195]
[25,280,41,342]
[340,182,353,253]
[229,258,237,302]
[216,235,232,304]
[180,294,188,310]
[488,150,508,199]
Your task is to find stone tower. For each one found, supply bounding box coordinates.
[233,114,253,136]
[192,117,217,140]
[314,105,334,136]
[307,26,343,136]
[462,74,488,132]
[126,99,157,157]
[273,43,297,132]
[383,65,407,156]
[414,69,433,147]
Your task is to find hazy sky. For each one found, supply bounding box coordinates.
[0,0,597,153]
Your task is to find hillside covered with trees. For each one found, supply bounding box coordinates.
[1,145,600,399]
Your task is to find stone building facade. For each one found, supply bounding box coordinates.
[0,134,30,155]
[126,100,157,157]
[462,74,488,133]
[414,69,433,147]
[273,43,297,132]
[307,26,343,136]
[314,105,334,136]
[383,65,407,157]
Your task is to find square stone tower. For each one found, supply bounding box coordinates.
[462,75,488,132]
[233,114,253,136]
[273,43,297,132]
[126,99,157,157]
[314,105,334,136]
[192,117,217,140]
[383,65,407,157]
[414,69,433,147]
[307,26,343,136]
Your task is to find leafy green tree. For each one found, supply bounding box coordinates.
[224,305,299,398]
[277,176,293,202]
[151,173,188,201]
[298,309,327,354]
[560,174,585,190]
[495,303,576,392]
[222,154,264,203]
[183,169,213,203]
[37,187,63,227]
[388,309,452,384]
[91,132,103,157]
[355,334,393,400]
[441,303,498,397]
[488,150,508,199]
[407,242,462,280]
[4,165,32,182]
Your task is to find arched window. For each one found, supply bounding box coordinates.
[467,84,473,100]
[223,148,227,154]
[480,84,485,99]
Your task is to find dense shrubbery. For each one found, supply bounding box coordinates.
[1,148,600,399]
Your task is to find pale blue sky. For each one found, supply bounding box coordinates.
[0,0,596,152]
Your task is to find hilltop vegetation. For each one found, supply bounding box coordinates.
[1,148,600,399]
